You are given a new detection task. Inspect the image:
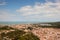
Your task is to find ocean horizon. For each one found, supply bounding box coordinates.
[0,21,40,24]
[0,21,60,24]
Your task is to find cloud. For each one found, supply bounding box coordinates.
[0,0,60,22]
[0,0,7,5]
[0,10,32,21]
[16,0,60,21]
[46,0,60,2]
[0,2,6,5]
[0,10,21,21]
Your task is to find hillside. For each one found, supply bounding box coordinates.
[0,25,39,40]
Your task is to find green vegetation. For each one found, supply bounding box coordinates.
[33,22,60,28]
[41,22,60,28]
[0,22,60,40]
[0,26,14,30]
[1,30,39,40]
[0,26,40,40]
[18,33,40,40]
[27,27,33,30]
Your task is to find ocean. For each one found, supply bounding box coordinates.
[0,22,39,24]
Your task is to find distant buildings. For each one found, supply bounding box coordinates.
[40,23,52,26]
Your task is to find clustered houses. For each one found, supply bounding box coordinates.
[32,28,60,40]
[0,24,60,40]
[8,24,60,40]
[9,24,60,40]
[10,24,33,29]
[40,24,52,26]
[10,24,27,29]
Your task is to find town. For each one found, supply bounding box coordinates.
[0,22,60,40]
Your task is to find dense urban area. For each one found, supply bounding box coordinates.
[0,22,60,40]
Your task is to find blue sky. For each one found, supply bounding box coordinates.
[0,0,60,22]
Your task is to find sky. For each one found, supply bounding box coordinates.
[0,0,60,22]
